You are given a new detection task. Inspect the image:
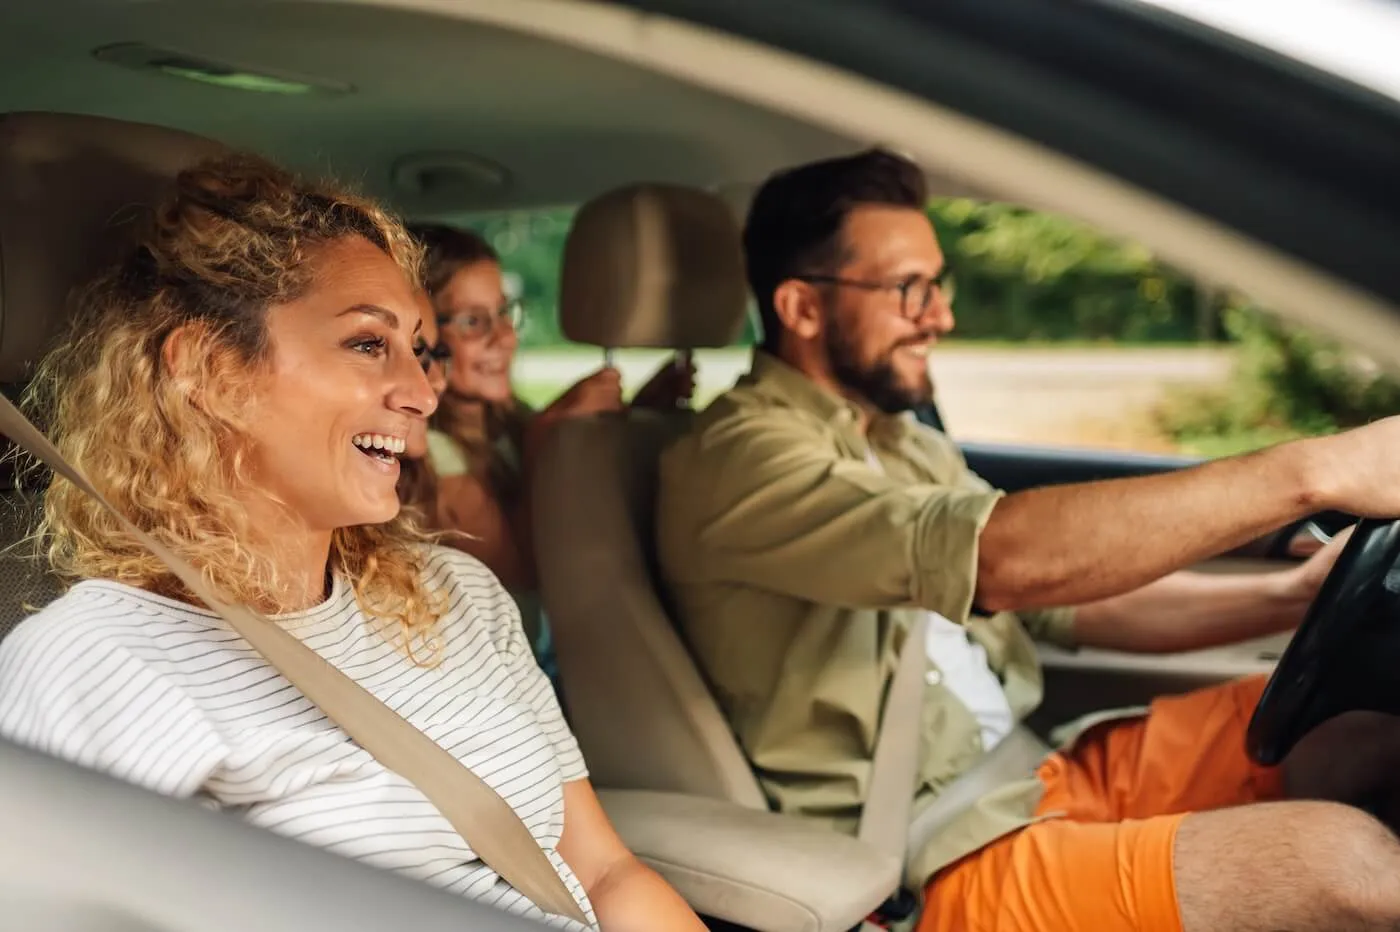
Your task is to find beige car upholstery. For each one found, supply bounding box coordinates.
[599,789,900,932]
[559,183,749,349]
[543,183,757,804]
[536,185,898,930]
[0,112,226,640]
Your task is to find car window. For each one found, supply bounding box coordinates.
[465,200,1400,458]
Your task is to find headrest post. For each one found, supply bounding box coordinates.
[603,347,616,369]
[675,349,693,411]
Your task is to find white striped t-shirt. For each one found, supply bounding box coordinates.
[0,545,596,930]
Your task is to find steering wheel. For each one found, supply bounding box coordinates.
[1247,518,1400,766]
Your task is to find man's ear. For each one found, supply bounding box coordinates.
[772,280,825,342]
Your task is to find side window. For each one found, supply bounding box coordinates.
[461,201,1399,455]
[930,199,1400,456]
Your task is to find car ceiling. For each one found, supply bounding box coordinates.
[0,0,908,217]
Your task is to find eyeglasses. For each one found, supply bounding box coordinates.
[414,339,452,373]
[435,298,525,341]
[797,268,956,320]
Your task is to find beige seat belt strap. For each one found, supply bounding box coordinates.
[857,612,928,861]
[0,395,590,926]
[856,444,929,876]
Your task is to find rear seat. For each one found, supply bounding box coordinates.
[0,111,226,639]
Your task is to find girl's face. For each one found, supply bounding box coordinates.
[435,259,520,405]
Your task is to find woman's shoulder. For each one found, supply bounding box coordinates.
[420,546,518,622]
[1,579,220,665]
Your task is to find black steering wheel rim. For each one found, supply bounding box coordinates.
[1247,517,1400,766]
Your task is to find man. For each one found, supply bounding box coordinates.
[655,149,1400,932]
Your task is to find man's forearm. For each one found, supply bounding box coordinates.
[1071,569,1311,653]
[975,438,1329,612]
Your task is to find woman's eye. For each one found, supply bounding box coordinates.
[348,335,388,356]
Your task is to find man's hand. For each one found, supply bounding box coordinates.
[1309,415,1400,517]
[1281,524,1355,605]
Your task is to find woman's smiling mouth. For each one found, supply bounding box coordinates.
[352,432,406,466]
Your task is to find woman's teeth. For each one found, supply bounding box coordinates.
[352,433,405,462]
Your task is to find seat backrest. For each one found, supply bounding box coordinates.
[534,183,760,806]
[0,112,227,639]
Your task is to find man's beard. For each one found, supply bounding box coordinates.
[825,325,934,415]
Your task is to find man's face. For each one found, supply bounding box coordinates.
[819,205,955,414]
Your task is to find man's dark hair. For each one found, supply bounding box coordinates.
[743,148,927,351]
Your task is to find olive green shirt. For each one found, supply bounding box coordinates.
[656,352,1079,883]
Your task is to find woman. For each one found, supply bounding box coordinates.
[0,153,703,932]
[409,224,693,662]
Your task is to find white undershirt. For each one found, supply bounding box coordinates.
[0,546,596,930]
[923,611,1015,752]
[864,446,1015,752]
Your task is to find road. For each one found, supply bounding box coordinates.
[514,346,1235,451]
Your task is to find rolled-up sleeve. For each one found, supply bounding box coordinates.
[1019,606,1079,649]
[660,410,1003,625]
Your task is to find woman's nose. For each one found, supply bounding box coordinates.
[391,349,439,418]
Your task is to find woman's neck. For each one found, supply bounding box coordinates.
[275,530,335,610]
[238,495,335,612]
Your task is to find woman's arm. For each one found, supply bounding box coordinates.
[557,779,705,932]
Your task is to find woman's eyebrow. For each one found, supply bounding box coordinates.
[338,303,400,329]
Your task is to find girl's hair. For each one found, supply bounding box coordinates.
[25,151,443,654]
[406,223,499,298]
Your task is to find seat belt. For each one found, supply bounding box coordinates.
[0,396,590,926]
[857,612,928,858]
[904,725,1049,884]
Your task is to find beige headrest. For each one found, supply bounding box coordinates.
[559,184,749,349]
[0,112,228,383]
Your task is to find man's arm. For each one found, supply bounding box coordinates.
[975,418,1400,612]
[1070,528,1350,653]
[659,411,1002,624]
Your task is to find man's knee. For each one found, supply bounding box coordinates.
[1308,802,1400,924]
[1176,801,1400,932]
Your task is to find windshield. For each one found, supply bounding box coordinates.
[1127,0,1400,102]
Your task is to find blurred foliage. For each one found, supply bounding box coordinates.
[1154,305,1400,456]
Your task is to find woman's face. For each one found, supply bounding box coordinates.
[435,259,519,404]
[241,235,438,532]
[404,293,447,459]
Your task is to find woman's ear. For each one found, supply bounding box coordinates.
[772,280,825,343]
[160,323,218,412]
[160,324,194,377]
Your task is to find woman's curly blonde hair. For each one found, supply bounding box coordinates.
[24,151,443,653]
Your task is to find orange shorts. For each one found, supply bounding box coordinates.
[918,675,1284,932]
